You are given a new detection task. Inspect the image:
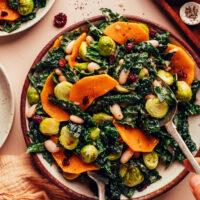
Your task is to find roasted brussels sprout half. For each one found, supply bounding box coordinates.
[176,81,192,102]
[89,127,100,141]
[143,151,159,170]
[157,70,174,85]
[80,144,98,163]
[39,118,60,135]
[59,126,79,150]
[18,0,34,16]
[145,97,169,119]
[98,36,116,56]
[119,164,128,178]
[123,166,144,187]
[108,152,121,161]
[27,86,39,105]
[54,81,73,101]
[79,42,89,61]
[139,68,149,79]
[92,113,113,124]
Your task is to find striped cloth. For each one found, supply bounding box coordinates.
[0,154,69,200]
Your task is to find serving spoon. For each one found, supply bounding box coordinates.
[87,171,108,200]
[159,79,200,174]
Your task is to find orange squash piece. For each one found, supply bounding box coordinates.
[104,21,149,45]
[41,74,70,122]
[69,74,118,110]
[0,0,20,21]
[68,33,87,67]
[52,151,99,174]
[166,44,195,85]
[114,122,159,152]
[51,36,63,50]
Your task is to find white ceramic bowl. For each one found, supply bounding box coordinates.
[0,0,55,37]
[0,63,14,148]
[21,16,200,200]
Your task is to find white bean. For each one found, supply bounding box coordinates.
[119,59,125,66]
[119,69,129,85]
[110,103,123,120]
[66,40,75,55]
[120,148,134,164]
[44,140,60,153]
[55,68,62,76]
[86,35,94,45]
[58,75,67,82]
[87,62,100,72]
[70,115,84,124]
[26,104,37,118]
[148,40,159,48]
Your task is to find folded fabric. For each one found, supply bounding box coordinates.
[0,154,70,200]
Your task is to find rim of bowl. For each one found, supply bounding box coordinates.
[20,15,200,200]
[0,63,14,149]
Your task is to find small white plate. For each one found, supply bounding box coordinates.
[0,0,55,36]
[0,63,14,148]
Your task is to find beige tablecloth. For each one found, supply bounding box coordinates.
[0,154,69,200]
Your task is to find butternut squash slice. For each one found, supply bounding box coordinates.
[114,122,159,152]
[51,36,63,50]
[52,151,99,174]
[69,74,118,110]
[104,21,149,45]
[68,33,87,67]
[41,74,70,122]
[0,0,20,21]
[166,44,195,85]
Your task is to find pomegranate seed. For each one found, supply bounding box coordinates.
[128,72,138,82]
[109,54,116,65]
[32,115,42,124]
[54,13,67,28]
[125,42,134,52]
[58,58,66,67]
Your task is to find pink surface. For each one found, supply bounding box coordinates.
[0,0,195,199]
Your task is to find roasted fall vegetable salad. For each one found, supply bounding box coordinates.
[26,9,200,200]
[0,0,46,33]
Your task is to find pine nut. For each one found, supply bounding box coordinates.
[110,103,123,120]
[70,115,84,124]
[120,148,134,164]
[55,68,62,76]
[26,104,37,118]
[66,40,75,55]
[148,40,159,48]
[86,35,94,45]
[44,140,60,153]
[119,69,129,84]
[58,75,67,82]
[87,62,100,72]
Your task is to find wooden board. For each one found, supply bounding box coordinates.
[154,0,200,54]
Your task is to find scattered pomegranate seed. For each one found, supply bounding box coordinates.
[125,42,134,52]
[109,54,116,65]
[54,13,67,28]
[32,115,42,124]
[128,72,138,82]
[58,58,66,67]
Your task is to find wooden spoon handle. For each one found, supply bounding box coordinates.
[165,121,200,174]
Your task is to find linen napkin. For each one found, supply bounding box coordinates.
[0,154,70,200]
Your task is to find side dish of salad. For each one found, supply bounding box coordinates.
[26,9,200,200]
[0,0,46,33]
